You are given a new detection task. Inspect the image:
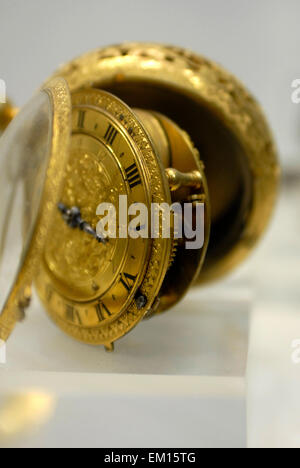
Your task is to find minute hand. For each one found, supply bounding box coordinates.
[57,202,107,244]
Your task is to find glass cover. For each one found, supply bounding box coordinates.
[0,91,52,311]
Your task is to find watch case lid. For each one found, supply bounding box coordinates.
[0,78,71,341]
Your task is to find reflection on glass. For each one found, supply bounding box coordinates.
[0,92,52,311]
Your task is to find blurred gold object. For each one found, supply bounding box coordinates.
[0,43,279,350]
[0,101,18,132]
[0,391,55,442]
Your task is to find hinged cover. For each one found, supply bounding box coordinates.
[0,78,71,341]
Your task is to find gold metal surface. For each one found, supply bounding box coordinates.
[138,110,210,312]
[165,168,202,192]
[133,109,171,168]
[0,78,71,341]
[0,101,18,133]
[35,89,173,346]
[49,42,279,283]
[0,42,280,350]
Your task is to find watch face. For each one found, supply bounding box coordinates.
[36,89,172,345]
[0,91,52,311]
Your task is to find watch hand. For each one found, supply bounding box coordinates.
[57,202,107,244]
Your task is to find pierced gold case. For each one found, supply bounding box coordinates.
[0,43,279,351]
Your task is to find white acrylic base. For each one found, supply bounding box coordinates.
[0,283,250,448]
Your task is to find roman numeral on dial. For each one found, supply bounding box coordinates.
[45,284,53,303]
[66,304,82,325]
[95,302,112,322]
[125,163,141,189]
[104,124,118,145]
[77,110,86,129]
[119,272,137,292]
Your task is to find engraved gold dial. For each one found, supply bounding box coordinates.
[35,89,172,347]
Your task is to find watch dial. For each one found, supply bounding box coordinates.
[35,89,172,346]
[38,97,151,333]
[0,91,52,310]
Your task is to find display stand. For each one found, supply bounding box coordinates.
[0,279,250,448]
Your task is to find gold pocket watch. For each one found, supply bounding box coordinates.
[0,43,279,351]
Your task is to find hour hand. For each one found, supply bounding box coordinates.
[57,202,107,244]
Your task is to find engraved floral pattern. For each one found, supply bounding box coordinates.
[45,145,119,287]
